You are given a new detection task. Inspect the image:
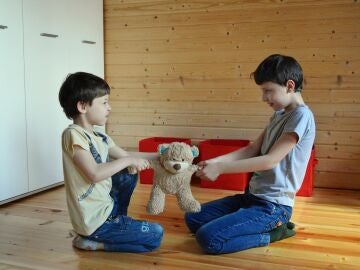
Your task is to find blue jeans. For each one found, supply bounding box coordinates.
[85,170,163,252]
[184,192,292,254]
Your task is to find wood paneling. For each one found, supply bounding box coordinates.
[104,0,360,189]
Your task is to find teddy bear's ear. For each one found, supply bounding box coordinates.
[158,144,169,155]
[191,146,199,158]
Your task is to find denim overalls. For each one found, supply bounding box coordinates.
[83,131,163,252]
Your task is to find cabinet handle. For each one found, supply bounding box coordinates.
[0,25,8,30]
[40,33,59,38]
[82,40,96,45]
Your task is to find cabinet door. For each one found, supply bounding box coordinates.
[23,0,71,191]
[0,0,29,201]
[68,0,104,77]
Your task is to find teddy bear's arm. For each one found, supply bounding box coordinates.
[149,159,161,170]
[188,164,200,173]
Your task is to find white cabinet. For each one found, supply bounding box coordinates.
[23,0,72,191]
[0,0,104,204]
[0,0,28,201]
[68,0,104,77]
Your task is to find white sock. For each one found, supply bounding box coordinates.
[72,235,104,251]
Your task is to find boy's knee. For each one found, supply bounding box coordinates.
[184,212,198,233]
[146,222,164,251]
[132,174,138,184]
[184,212,192,228]
[127,171,138,186]
[142,221,163,238]
[195,227,222,254]
[112,170,137,187]
[151,222,164,237]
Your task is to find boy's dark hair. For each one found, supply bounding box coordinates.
[251,54,303,92]
[59,72,110,119]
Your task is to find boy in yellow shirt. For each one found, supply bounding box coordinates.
[59,72,163,252]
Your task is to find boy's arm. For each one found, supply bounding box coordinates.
[199,132,297,181]
[73,145,149,183]
[108,145,129,159]
[127,151,159,160]
[206,129,265,164]
[108,145,159,160]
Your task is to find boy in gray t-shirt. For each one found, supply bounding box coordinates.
[250,104,315,207]
[185,54,316,254]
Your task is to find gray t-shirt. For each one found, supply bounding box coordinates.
[249,105,316,207]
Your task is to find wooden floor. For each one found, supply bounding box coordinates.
[0,184,359,270]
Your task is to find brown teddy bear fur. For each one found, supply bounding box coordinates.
[147,142,201,215]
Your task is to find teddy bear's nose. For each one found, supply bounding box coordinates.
[173,164,181,171]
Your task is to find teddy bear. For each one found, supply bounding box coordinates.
[146,142,201,215]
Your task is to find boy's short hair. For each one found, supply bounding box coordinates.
[59,72,110,119]
[251,54,303,92]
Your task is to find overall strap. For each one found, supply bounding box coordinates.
[94,131,111,162]
[83,132,109,164]
[77,130,110,201]
[94,131,109,144]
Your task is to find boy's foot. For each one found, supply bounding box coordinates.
[269,223,296,243]
[72,235,104,251]
[287,221,295,230]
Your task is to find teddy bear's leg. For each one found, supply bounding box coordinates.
[147,184,166,215]
[176,186,201,213]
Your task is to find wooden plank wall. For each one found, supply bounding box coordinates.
[103,0,360,190]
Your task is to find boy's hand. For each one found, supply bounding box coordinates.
[127,166,137,175]
[131,158,150,171]
[196,162,221,181]
[195,160,207,176]
[197,160,207,168]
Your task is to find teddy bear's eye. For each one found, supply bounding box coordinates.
[182,159,185,162]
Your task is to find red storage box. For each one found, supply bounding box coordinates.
[199,139,251,191]
[138,137,191,184]
[296,146,318,197]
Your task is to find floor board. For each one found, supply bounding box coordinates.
[0,185,359,270]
